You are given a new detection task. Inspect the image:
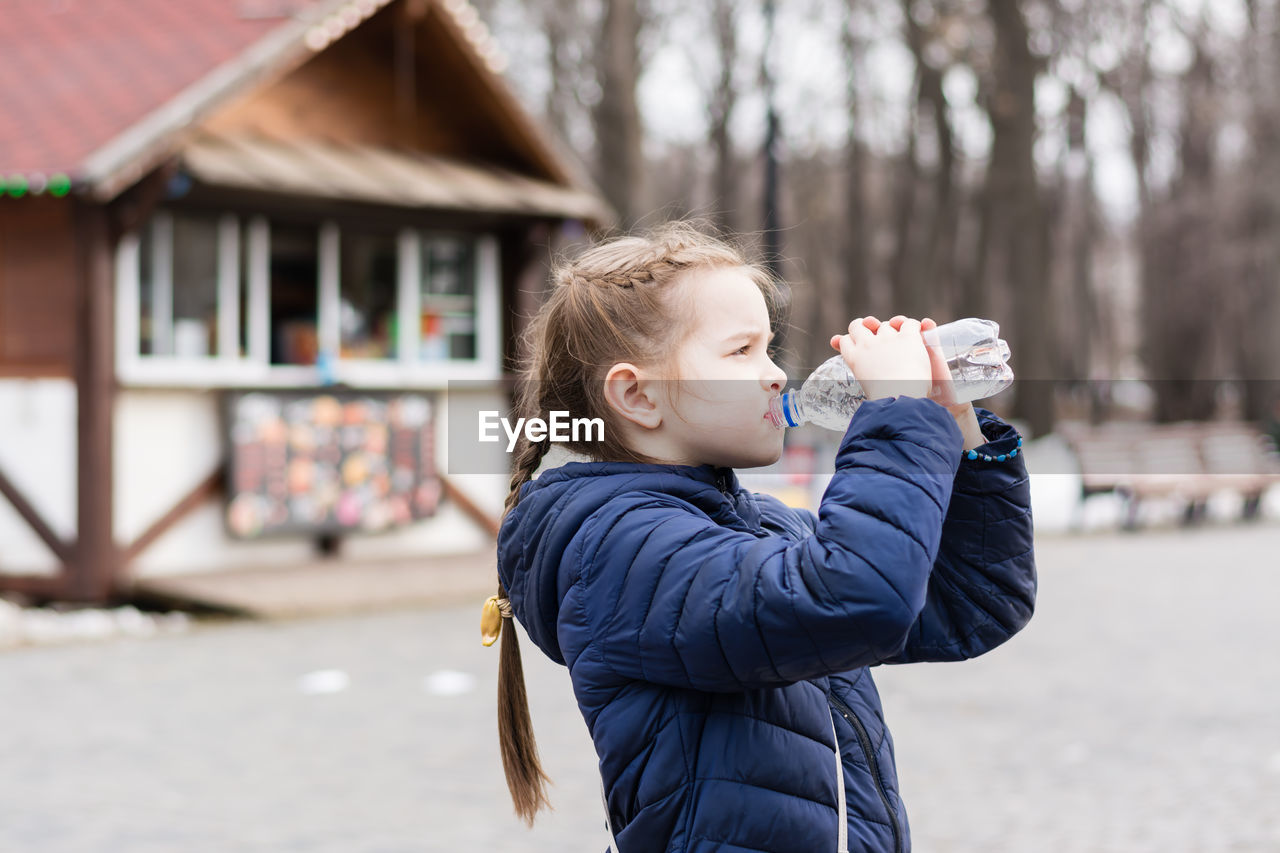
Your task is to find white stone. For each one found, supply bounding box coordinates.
[298,669,350,695]
[423,669,476,697]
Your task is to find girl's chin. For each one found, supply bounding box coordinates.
[727,446,785,470]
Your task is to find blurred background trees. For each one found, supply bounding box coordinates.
[475,0,1280,437]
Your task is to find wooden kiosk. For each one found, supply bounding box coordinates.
[0,0,608,603]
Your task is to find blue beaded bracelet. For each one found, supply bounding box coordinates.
[965,437,1022,463]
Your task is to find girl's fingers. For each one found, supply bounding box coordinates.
[849,321,876,344]
[839,316,935,349]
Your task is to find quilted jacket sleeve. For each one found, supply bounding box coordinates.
[881,408,1036,663]
[560,396,964,693]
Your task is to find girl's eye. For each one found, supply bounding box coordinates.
[732,345,750,356]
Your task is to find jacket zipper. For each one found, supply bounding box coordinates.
[829,692,903,853]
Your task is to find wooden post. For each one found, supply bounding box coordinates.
[0,465,75,569]
[509,222,553,361]
[120,467,223,566]
[71,201,117,602]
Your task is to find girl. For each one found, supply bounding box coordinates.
[486,223,1035,852]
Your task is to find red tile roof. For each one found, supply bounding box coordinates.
[0,0,604,218]
[0,0,320,180]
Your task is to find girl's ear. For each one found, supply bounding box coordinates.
[603,363,662,429]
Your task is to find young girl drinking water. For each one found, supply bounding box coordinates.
[486,223,1035,852]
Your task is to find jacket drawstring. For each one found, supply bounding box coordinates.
[829,712,849,853]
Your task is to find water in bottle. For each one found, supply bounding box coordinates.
[768,317,1013,431]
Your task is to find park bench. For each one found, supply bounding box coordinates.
[1060,420,1280,527]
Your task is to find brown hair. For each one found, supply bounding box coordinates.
[495,221,780,824]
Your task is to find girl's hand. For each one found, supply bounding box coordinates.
[831,316,985,449]
[829,316,932,401]
[831,315,959,407]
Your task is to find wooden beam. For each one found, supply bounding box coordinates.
[0,573,69,601]
[0,465,74,568]
[120,468,223,566]
[439,475,500,539]
[106,159,178,244]
[0,364,74,379]
[71,201,118,603]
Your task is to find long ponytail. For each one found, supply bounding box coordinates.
[495,430,552,824]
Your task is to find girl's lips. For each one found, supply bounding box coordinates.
[765,395,782,422]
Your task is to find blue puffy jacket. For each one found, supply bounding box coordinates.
[497,396,1036,852]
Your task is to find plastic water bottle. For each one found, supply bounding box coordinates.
[768,318,1014,431]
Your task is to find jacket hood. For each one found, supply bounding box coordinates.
[496,461,764,664]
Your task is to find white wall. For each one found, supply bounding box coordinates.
[0,379,77,575]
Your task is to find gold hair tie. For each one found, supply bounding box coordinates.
[481,595,514,647]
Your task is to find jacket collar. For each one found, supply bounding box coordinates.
[520,460,761,532]
[529,460,737,492]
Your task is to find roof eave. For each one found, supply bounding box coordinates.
[79,0,361,202]
[78,0,613,230]
[425,0,614,227]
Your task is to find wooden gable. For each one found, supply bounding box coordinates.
[200,1,560,183]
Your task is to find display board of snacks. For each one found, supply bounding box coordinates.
[223,391,440,538]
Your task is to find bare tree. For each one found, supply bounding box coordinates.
[1233,0,1280,423]
[839,0,871,328]
[979,0,1052,436]
[1042,0,1113,423]
[891,0,961,321]
[593,0,647,228]
[704,0,741,231]
[1057,85,1107,421]
[788,152,843,370]
[888,2,924,317]
[541,0,585,143]
[1152,27,1224,423]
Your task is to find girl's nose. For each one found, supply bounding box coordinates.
[763,362,786,392]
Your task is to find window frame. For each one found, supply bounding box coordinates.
[115,211,502,388]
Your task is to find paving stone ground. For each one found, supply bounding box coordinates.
[2,523,1279,852]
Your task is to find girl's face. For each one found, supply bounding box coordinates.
[655,266,788,469]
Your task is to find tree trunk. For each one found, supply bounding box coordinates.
[921,59,958,321]
[889,96,921,316]
[1056,86,1108,422]
[840,0,870,321]
[593,0,645,228]
[1147,37,1221,423]
[542,2,576,143]
[1235,0,1280,424]
[986,0,1052,436]
[898,0,956,321]
[708,0,738,232]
